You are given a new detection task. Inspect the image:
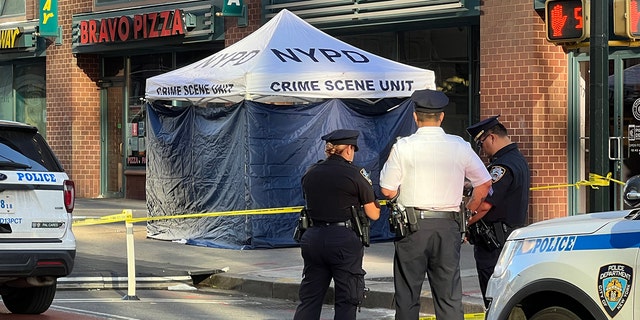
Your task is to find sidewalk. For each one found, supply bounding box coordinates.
[66,198,485,316]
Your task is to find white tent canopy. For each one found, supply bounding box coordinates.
[145,9,435,105]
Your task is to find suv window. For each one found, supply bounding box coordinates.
[0,126,63,172]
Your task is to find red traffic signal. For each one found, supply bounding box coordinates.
[545,0,590,43]
[614,0,640,39]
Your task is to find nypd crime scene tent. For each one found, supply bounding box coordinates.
[144,9,436,249]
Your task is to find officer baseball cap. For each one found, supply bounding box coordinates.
[321,129,359,152]
[411,89,449,113]
[466,115,501,142]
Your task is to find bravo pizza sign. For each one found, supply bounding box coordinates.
[76,9,185,45]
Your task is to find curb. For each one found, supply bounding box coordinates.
[58,275,195,290]
[201,273,485,315]
[57,269,225,290]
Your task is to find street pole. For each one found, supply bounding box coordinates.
[589,0,610,212]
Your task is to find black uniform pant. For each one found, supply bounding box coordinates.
[474,241,502,308]
[393,218,463,320]
[294,225,365,320]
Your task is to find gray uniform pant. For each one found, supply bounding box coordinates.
[393,218,463,320]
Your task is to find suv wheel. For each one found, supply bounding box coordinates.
[1,280,57,314]
[529,306,581,320]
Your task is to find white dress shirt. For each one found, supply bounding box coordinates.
[379,126,491,212]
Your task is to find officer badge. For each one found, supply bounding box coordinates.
[598,263,633,318]
[490,166,506,183]
[360,168,372,185]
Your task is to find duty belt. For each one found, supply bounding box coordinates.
[311,220,353,228]
[414,209,457,220]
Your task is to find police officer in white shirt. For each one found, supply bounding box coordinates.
[379,89,492,320]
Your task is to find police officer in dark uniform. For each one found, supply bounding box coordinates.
[293,129,380,320]
[466,115,531,308]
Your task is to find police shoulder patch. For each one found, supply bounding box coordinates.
[490,166,507,183]
[360,168,372,185]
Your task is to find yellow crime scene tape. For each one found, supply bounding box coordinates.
[73,212,133,226]
[530,172,625,191]
[73,206,304,226]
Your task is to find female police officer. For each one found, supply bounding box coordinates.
[293,129,380,320]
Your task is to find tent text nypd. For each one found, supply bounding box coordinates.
[191,48,371,68]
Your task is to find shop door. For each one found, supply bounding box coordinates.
[618,58,640,208]
[100,84,124,198]
[574,57,640,213]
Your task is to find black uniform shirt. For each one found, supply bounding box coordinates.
[302,155,375,222]
[484,143,530,227]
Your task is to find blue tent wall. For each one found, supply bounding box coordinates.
[146,99,416,249]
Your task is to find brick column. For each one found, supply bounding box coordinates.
[46,0,101,198]
[480,1,569,222]
[224,0,264,45]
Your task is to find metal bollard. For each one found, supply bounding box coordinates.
[122,210,140,301]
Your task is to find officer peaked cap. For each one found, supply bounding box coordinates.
[411,89,449,113]
[466,115,501,141]
[321,129,359,152]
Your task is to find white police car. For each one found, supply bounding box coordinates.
[485,175,640,320]
[0,120,76,314]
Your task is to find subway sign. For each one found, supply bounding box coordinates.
[77,9,185,45]
[0,28,22,49]
[0,27,37,50]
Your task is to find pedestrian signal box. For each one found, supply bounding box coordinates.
[545,0,590,43]
[614,0,640,39]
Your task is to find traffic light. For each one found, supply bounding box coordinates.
[614,0,640,39]
[545,0,590,43]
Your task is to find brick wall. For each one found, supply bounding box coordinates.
[46,0,101,198]
[26,0,36,19]
[224,0,263,45]
[480,0,569,222]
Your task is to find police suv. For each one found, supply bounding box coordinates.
[485,175,640,320]
[0,120,76,314]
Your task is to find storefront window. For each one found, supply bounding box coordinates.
[0,62,46,136]
[126,54,171,167]
[126,104,146,166]
[0,65,13,120]
[99,49,225,177]
[15,64,46,136]
[402,28,470,131]
[338,27,471,137]
[0,0,25,16]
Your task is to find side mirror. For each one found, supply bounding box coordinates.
[624,175,640,208]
